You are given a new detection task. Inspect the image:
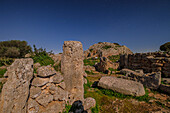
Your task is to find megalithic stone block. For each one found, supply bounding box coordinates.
[61,41,84,103]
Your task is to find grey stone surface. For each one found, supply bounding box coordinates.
[84,97,96,110]
[98,76,145,96]
[49,72,63,84]
[0,58,33,113]
[28,98,39,113]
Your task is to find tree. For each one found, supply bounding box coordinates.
[0,40,32,58]
[160,42,170,52]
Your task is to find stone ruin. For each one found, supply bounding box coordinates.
[0,41,95,113]
[120,52,170,77]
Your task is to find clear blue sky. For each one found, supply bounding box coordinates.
[0,0,170,53]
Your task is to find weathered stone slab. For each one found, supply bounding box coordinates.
[61,41,84,103]
[32,77,49,87]
[30,86,42,99]
[37,65,56,77]
[0,58,33,113]
[98,76,145,96]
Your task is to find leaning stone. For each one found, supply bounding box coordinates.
[37,65,57,77]
[98,76,145,96]
[0,58,33,113]
[28,98,39,113]
[32,77,49,87]
[49,72,63,84]
[36,91,53,107]
[30,86,42,99]
[84,97,96,110]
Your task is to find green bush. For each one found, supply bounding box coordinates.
[54,62,61,72]
[108,55,120,63]
[84,58,100,66]
[62,102,72,113]
[0,69,7,78]
[102,45,112,50]
[160,42,170,51]
[0,40,32,58]
[0,57,14,66]
[31,45,54,66]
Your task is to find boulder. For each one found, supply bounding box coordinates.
[32,77,49,87]
[61,41,84,104]
[84,97,96,110]
[98,76,145,96]
[58,81,66,90]
[0,58,33,113]
[37,65,57,77]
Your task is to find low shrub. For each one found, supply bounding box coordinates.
[0,57,14,66]
[0,69,7,78]
[108,55,120,63]
[84,58,100,66]
[102,45,112,50]
[62,102,72,113]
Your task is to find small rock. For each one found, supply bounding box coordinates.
[53,87,69,101]
[37,65,57,77]
[32,77,49,87]
[84,97,96,110]
[84,78,87,84]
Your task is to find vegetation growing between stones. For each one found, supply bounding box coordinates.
[31,45,54,66]
[85,70,95,75]
[0,69,7,78]
[0,58,14,66]
[102,45,112,50]
[62,102,72,113]
[108,55,120,63]
[83,58,100,66]
[0,82,4,93]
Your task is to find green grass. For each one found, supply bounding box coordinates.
[102,45,112,50]
[0,69,7,78]
[31,54,54,66]
[0,82,4,93]
[62,102,72,113]
[85,70,95,75]
[84,77,154,113]
[54,62,61,72]
[108,55,120,63]
[0,57,14,66]
[84,58,100,66]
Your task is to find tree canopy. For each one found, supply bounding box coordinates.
[160,42,170,52]
[0,40,32,58]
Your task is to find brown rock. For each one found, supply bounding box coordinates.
[28,98,39,113]
[49,72,63,84]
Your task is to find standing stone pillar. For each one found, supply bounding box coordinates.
[61,41,84,103]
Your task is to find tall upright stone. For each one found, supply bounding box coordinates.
[0,58,33,113]
[61,41,84,103]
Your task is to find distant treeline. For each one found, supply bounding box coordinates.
[0,40,32,58]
